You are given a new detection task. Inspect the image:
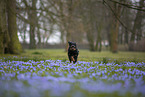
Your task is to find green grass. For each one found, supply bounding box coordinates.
[1,49,145,62]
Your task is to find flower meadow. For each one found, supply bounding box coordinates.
[0,57,145,97]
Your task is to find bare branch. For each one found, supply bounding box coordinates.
[109,0,145,12]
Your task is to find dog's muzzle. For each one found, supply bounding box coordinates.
[70,45,76,51]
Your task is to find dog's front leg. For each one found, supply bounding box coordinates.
[71,56,75,62]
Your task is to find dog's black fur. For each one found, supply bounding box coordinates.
[68,41,79,63]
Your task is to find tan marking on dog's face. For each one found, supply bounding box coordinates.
[70,47,76,51]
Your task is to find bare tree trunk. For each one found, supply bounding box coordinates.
[87,31,95,51]
[123,3,131,45]
[86,0,96,51]
[95,22,102,52]
[0,0,4,54]
[110,2,122,53]
[29,0,37,49]
[131,0,144,42]
[7,0,22,54]
[65,0,73,51]
[124,13,129,44]
[111,18,119,53]
[22,23,27,44]
[0,0,9,54]
[58,0,64,44]
[37,28,41,48]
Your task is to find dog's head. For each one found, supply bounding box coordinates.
[68,41,77,51]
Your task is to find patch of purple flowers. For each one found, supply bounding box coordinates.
[0,58,145,97]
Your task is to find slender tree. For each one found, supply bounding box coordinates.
[95,23,102,52]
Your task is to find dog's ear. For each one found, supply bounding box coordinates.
[68,41,72,46]
[68,41,71,43]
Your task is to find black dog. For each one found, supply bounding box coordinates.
[68,41,79,63]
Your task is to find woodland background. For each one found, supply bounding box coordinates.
[0,0,145,54]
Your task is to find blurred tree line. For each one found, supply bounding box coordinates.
[0,0,145,54]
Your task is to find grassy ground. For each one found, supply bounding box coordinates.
[1,49,145,62]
